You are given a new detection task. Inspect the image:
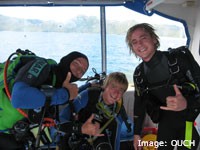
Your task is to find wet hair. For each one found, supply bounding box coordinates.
[103,72,129,92]
[125,23,160,55]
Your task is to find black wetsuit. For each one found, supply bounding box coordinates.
[78,87,118,150]
[59,87,122,150]
[134,49,200,150]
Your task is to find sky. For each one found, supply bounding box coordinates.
[0,6,183,26]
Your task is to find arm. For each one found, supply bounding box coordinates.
[160,84,200,121]
[58,114,102,137]
[59,89,89,121]
[160,49,200,117]
[73,89,89,112]
[11,58,72,109]
[59,88,103,136]
[160,84,187,111]
[134,92,146,135]
[133,92,146,150]
[11,81,70,109]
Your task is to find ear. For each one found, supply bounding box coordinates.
[152,36,158,45]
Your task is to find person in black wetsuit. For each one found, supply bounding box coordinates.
[1,51,100,150]
[125,23,200,150]
[58,72,130,150]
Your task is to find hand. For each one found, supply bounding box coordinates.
[160,84,187,111]
[81,114,104,137]
[133,135,142,150]
[62,72,78,100]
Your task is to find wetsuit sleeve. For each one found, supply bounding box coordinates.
[11,81,70,109]
[176,49,200,120]
[73,89,89,113]
[183,54,200,111]
[11,57,71,109]
[133,66,146,135]
[58,89,89,122]
[133,92,146,135]
[181,52,200,120]
[183,48,200,90]
[57,90,89,135]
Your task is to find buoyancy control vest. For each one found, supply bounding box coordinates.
[0,49,57,132]
[134,46,200,122]
[134,46,199,98]
[76,87,123,150]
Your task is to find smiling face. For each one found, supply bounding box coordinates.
[102,72,128,105]
[102,81,126,105]
[70,57,89,79]
[130,27,157,62]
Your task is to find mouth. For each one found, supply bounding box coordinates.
[110,95,116,102]
[139,47,146,52]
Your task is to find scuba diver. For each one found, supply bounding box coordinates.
[58,72,130,150]
[125,23,200,150]
[0,51,100,149]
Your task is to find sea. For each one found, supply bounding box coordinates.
[0,31,186,85]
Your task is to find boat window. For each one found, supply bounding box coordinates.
[105,6,187,85]
[0,6,101,84]
[0,6,187,85]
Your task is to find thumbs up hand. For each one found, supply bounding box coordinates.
[160,84,187,111]
[62,72,72,87]
[62,72,78,100]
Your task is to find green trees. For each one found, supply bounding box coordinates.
[0,14,184,38]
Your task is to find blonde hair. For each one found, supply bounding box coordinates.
[103,72,128,92]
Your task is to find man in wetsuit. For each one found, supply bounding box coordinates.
[125,23,200,150]
[59,72,129,150]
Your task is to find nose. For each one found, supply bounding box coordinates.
[112,89,121,99]
[138,39,143,46]
[77,69,84,78]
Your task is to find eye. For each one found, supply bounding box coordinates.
[74,59,86,76]
[110,83,116,89]
[131,40,137,46]
[119,88,125,95]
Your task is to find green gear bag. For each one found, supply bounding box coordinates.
[0,54,30,131]
[0,88,24,131]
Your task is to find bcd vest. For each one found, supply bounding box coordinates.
[134,46,200,123]
[77,87,122,150]
[134,46,199,99]
[0,49,57,132]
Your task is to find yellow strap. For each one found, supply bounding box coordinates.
[185,121,193,149]
[116,99,122,113]
[31,126,52,146]
[186,82,196,90]
[88,99,122,144]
